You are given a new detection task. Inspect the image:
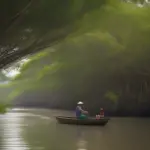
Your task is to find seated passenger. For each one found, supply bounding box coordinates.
[100,108,104,118]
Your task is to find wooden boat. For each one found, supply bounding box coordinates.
[56,116,110,126]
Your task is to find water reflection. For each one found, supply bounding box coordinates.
[0,113,28,150]
[76,139,87,150]
[76,133,88,150]
[0,109,150,150]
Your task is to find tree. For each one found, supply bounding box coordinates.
[1,0,150,115]
[0,0,107,68]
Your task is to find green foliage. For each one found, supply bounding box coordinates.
[13,51,49,80]
[104,91,119,103]
[1,0,150,113]
[0,104,7,113]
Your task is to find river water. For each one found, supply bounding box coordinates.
[0,108,150,150]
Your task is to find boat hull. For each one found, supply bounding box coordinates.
[56,116,110,126]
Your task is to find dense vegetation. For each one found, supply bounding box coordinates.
[0,0,107,68]
[1,0,150,116]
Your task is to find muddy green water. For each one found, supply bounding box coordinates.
[0,108,150,150]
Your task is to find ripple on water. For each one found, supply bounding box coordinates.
[0,112,29,150]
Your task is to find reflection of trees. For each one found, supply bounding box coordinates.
[21,116,65,149]
[22,116,55,149]
[22,118,88,150]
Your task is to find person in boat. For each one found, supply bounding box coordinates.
[76,101,88,119]
[100,108,104,118]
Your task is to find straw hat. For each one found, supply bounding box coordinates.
[77,101,84,105]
